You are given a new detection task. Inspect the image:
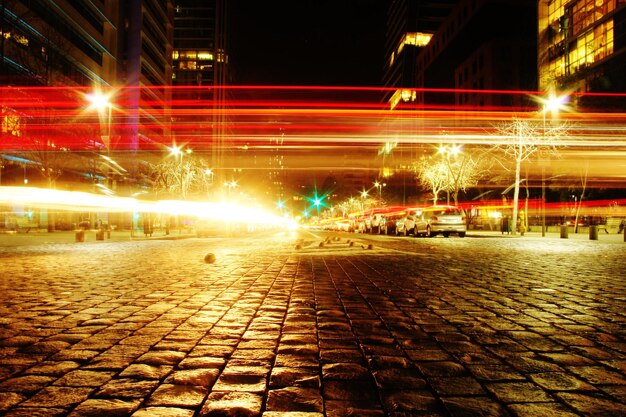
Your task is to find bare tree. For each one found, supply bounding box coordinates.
[493,118,567,235]
[151,156,214,200]
[414,149,486,206]
[414,156,448,205]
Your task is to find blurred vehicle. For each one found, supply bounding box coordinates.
[335,219,354,232]
[381,213,399,235]
[395,212,417,236]
[415,206,466,237]
[370,213,383,234]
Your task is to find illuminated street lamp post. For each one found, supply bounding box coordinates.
[87,91,113,232]
[373,180,386,202]
[438,144,461,205]
[541,94,567,237]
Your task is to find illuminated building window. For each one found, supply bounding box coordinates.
[2,113,22,137]
[388,89,416,110]
[395,32,432,57]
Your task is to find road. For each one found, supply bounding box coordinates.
[0,230,625,416]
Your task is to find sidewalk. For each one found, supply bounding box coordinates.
[0,229,197,247]
[468,227,626,243]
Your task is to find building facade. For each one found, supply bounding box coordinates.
[414,0,538,108]
[384,0,459,110]
[538,0,626,109]
[1,0,118,87]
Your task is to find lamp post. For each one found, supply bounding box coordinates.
[541,94,567,237]
[87,91,113,232]
[438,144,461,205]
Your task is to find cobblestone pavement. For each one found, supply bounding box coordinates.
[0,230,624,416]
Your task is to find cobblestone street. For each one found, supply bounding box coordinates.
[0,230,625,416]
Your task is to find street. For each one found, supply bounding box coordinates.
[0,230,625,416]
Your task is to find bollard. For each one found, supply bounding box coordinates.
[96,228,104,240]
[75,229,85,242]
[589,225,598,240]
[560,225,569,239]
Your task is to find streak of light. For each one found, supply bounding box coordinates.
[0,187,297,229]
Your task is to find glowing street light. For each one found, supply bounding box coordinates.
[540,93,568,237]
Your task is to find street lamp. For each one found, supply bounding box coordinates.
[373,180,386,202]
[540,94,567,236]
[438,144,461,205]
[87,90,114,232]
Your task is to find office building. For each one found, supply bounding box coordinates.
[538,0,626,109]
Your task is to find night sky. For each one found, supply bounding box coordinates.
[229,0,387,87]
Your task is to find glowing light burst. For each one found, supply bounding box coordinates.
[0,187,297,229]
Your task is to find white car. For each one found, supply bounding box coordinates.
[395,212,417,236]
[415,206,466,237]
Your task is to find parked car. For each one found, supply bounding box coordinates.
[395,212,417,236]
[415,206,466,237]
[381,213,400,235]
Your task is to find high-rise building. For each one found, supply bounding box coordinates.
[117,0,174,150]
[1,0,118,87]
[538,0,626,109]
[384,0,459,109]
[171,0,229,183]
[414,0,538,108]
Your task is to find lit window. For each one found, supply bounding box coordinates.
[14,34,29,46]
[172,50,179,60]
[197,52,213,60]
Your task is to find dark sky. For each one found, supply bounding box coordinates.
[229,0,387,86]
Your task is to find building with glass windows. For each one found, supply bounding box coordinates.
[538,0,626,109]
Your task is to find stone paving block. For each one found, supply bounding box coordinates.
[405,349,453,362]
[372,368,427,391]
[417,361,468,377]
[178,357,226,370]
[566,365,626,385]
[324,400,385,416]
[119,363,173,379]
[3,407,68,417]
[530,371,598,391]
[380,389,441,414]
[96,378,159,399]
[274,354,319,369]
[320,349,364,364]
[23,360,81,376]
[467,364,527,382]
[269,367,320,389]
[485,381,554,403]
[50,349,100,363]
[212,373,267,393]
[266,387,323,412]
[166,369,220,387]
[132,407,195,417]
[262,412,324,417]
[53,370,115,387]
[136,350,186,366]
[146,383,208,407]
[441,396,511,417]
[67,398,141,417]
[200,391,263,416]
[506,402,581,417]
[0,375,56,393]
[323,380,380,404]
[20,386,94,408]
[321,363,370,381]
[428,376,486,396]
[230,349,276,362]
[0,392,25,411]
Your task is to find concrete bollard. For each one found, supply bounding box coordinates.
[589,225,598,240]
[96,229,104,240]
[75,229,85,242]
[560,225,569,239]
